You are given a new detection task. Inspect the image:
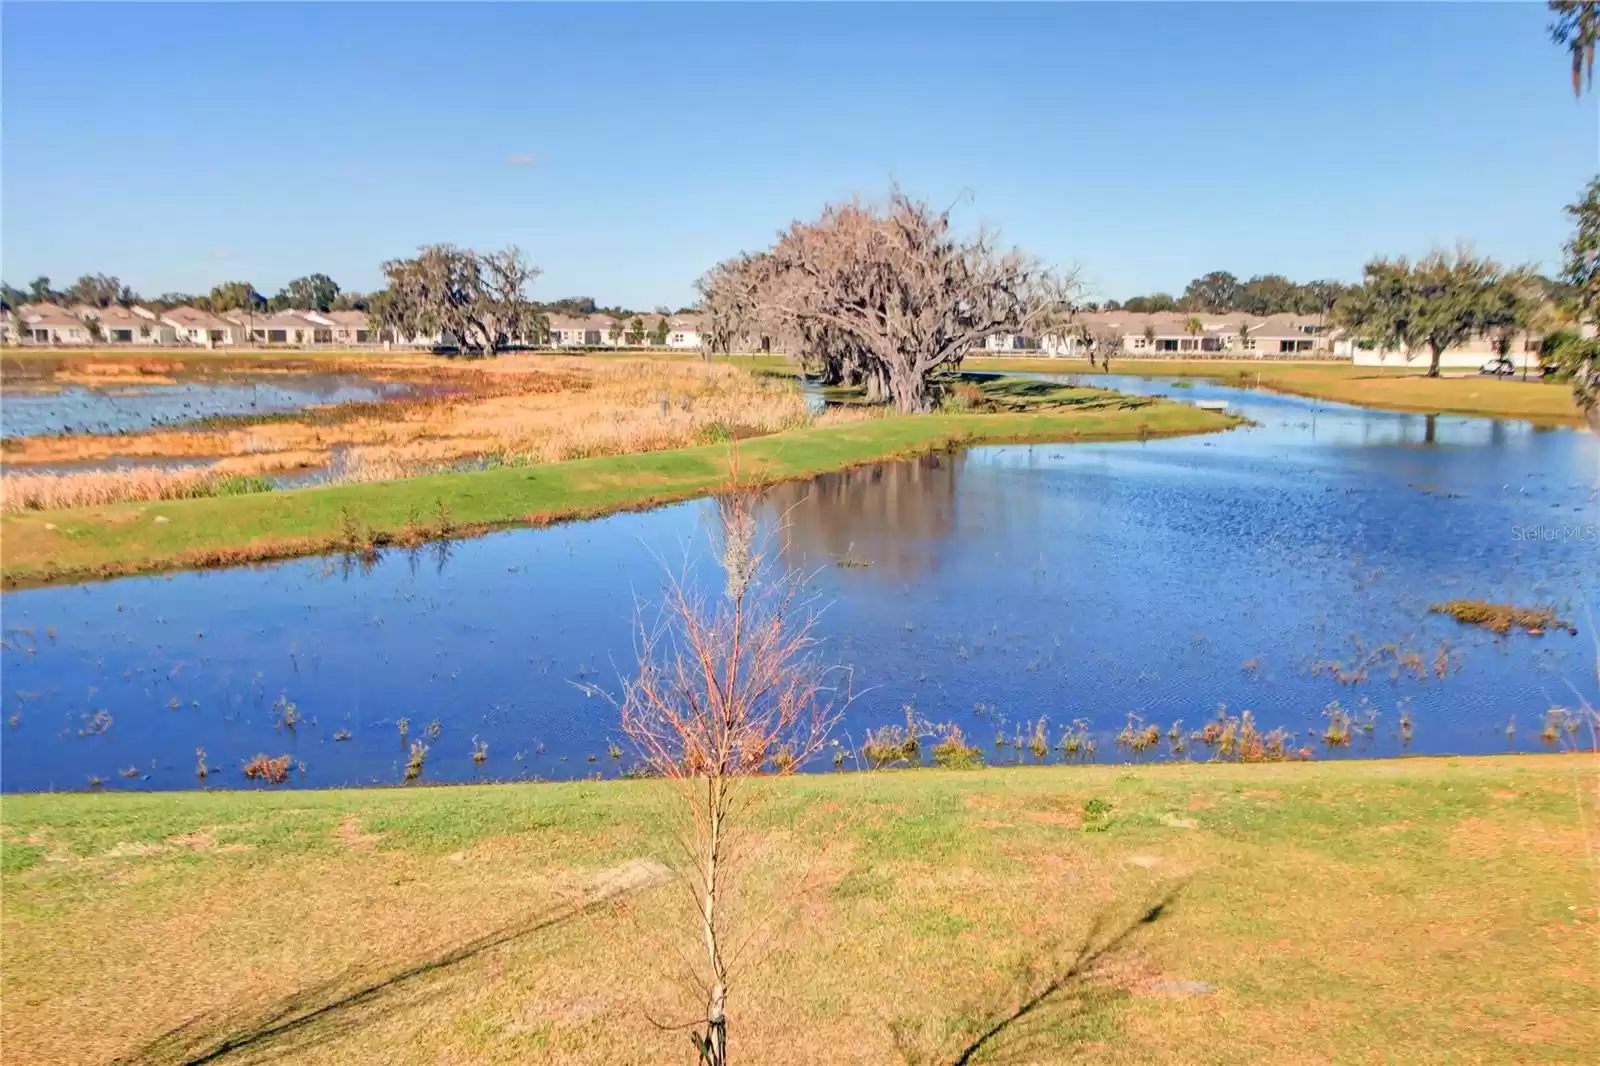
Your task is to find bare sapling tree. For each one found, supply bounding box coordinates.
[373,244,542,354]
[617,487,838,1065]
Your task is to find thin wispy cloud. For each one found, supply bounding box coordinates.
[507,152,539,166]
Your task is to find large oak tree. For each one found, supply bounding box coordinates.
[1332,250,1518,377]
[374,244,540,354]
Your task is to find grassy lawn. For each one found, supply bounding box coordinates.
[2,755,1593,1065]
[970,356,1588,427]
[0,386,1234,587]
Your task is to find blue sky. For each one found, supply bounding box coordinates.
[3,2,1595,308]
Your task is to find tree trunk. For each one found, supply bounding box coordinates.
[888,363,929,414]
[1427,343,1443,378]
[698,791,728,1066]
[864,364,890,404]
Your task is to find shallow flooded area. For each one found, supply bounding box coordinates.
[2,376,1595,791]
[0,374,418,439]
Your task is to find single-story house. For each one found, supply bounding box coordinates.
[664,316,702,349]
[15,305,92,345]
[79,305,178,345]
[1342,328,1545,370]
[1243,314,1325,355]
[545,314,601,347]
[322,310,374,345]
[223,310,333,346]
[161,306,244,347]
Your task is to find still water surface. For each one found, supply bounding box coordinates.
[2,376,1595,790]
[0,374,416,439]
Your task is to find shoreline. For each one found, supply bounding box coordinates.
[0,396,1240,589]
[968,355,1590,427]
[2,748,1583,800]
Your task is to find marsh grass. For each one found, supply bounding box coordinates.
[862,706,924,769]
[929,725,984,769]
[0,465,274,513]
[2,357,812,499]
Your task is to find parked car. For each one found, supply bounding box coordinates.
[1479,356,1558,379]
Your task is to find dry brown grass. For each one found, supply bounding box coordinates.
[1,358,812,498]
[1,466,222,512]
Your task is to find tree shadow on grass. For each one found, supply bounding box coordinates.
[112,867,664,1066]
[889,883,1185,1066]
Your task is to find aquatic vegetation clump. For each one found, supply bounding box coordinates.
[930,725,984,769]
[243,753,293,784]
[1059,719,1095,760]
[1115,714,1162,755]
[404,741,428,782]
[1429,600,1570,635]
[862,706,923,769]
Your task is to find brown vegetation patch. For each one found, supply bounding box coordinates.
[1024,809,1083,828]
[1429,599,1571,635]
[2,357,804,470]
[332,815,382,852]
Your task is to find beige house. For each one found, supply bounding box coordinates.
[14,305,92,345]
[79,305,178,345]
[221,310,332,346]
[161,306,244,347]
[665,315,702,349]
[322,310,374,345]
[1026,311,1334,358]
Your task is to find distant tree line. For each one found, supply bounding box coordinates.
[0,270,669,324]
[1097,273,1355,316]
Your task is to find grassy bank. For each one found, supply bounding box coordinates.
[0,388,1234,587]
[972,356,1589,427]
[3,755,1593,1065]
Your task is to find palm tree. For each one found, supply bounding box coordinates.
[1551,1,1600,95]
[609,317,628,348]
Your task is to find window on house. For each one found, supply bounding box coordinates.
[585,330,601,345]
[1158,339,1178,352]
[111,329,134,342]
[671,334,684,343]
[209,330,224,343]
[268,330,287,344]
[356,330,369,343]
[30,328,48,342]
[313,329,332,344]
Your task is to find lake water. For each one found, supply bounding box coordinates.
[2,376,1596,791]
[0,375,416,439]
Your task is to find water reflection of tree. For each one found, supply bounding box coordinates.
[761,453,963,578]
